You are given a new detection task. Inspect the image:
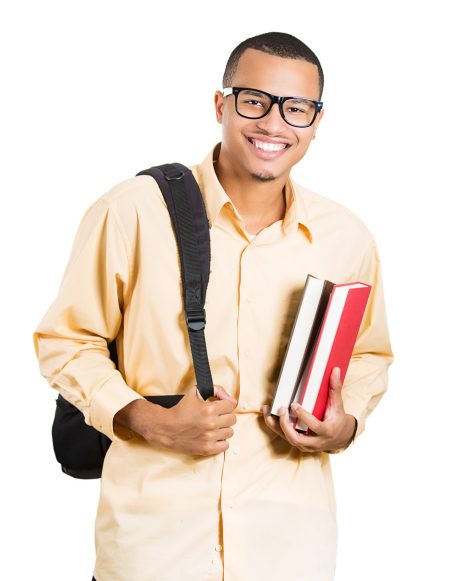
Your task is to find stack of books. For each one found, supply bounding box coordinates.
[271,275,371,432]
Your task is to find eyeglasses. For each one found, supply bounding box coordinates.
[222,87,323,128]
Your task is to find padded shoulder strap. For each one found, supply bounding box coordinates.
[136,163,214,400]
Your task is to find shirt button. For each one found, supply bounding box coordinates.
[244,351,249,358]
[232,447,240,455]
[215,544,223,552]
[246,296,253,303]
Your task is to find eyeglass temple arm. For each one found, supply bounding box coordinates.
[222,88,234,96]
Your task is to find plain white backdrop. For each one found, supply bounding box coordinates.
[2,1,467,579]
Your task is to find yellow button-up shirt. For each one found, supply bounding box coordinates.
[33,143,393,581]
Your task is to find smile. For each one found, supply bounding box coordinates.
[246,137,290,159]
[249,138,288,151]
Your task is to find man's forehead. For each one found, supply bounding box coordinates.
[231,48,321,99]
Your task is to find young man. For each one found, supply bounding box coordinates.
[33,32,393,581]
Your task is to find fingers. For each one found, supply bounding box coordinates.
[213,384,237,403]
[262,404,325,451]
[190,383,206,402]
[192,384,237,411]
[210,440,230,455]
[278,406,307,442]
[210,385,237,414]
[290,402,325,435]
[215,426,235,441]
[262,405,290,441]
[278,407,328,450]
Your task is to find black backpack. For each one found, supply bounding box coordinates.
[52,163,213,479]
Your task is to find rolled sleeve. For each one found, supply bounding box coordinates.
[33,198,143,441]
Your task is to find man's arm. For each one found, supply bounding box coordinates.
[338,238,394,441]
[33,197,237,454]
[114,386,238,456]
[33,199,143,442]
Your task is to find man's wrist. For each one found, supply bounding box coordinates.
[113,399,166,442]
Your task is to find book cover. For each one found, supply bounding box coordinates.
[293,283,371,431]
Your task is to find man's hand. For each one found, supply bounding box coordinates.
[114,384,237,456]
[262,367,357,453]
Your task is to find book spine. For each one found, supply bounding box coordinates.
[293,285,338,428]
[311,285,371,421]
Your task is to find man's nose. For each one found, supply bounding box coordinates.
[255,103,287,133]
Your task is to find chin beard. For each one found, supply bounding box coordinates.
[250,171,277,182]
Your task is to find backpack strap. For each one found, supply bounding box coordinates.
[136,163,214,400]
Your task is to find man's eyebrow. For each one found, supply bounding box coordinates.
[242,89,267,98]
[287,97,314,105]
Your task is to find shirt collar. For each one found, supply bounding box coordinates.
[192,142,313,243]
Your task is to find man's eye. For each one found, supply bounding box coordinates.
[246,99,262,106]
[288,107,305,114]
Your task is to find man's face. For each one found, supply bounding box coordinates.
[214,48,324,183]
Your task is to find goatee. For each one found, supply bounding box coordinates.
[250,171,276,182]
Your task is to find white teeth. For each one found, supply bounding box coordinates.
[251,139,287,152]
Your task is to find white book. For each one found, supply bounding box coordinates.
[270,275,331,417]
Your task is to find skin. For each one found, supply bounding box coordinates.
[263,367,357,453]
[214,48,324,234]
[114,48,356,455]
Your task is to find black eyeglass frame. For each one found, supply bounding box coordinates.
[222,86,323,128]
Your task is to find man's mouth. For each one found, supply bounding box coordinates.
[246,136,291,158]
[248,137,289,152]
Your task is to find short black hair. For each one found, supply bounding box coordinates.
[222,32,324,99]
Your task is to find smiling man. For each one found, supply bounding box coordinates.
[33,32,393,581]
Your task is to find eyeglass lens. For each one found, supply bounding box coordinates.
[236,89,318,127]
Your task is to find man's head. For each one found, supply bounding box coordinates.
[215,32,325,183]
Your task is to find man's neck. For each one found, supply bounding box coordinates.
[214,150,288,236]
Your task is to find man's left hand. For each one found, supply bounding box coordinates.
[262,367,357,453]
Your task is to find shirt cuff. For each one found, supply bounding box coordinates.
[326,414,358,455]
[88,370,144,441]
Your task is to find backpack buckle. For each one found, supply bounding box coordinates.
[186,309,206,331]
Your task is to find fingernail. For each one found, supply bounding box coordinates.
[291,403,299,412]
[279,406,286,416]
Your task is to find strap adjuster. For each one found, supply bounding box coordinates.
[164,167,187,181]
[186,309,206,332]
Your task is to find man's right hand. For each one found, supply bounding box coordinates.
[113,385,237,456]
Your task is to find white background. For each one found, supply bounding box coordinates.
[2,1,467,579]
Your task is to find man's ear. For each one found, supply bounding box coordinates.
[310,107,325,139]
[214,90,224,124]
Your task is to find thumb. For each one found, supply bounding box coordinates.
[189,384,204,402]
[213,384,237,403]
[328,367,344,409]
[191,384,218,403]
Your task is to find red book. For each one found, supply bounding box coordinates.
[293,282,371,431]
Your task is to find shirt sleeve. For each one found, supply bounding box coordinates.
[32,198,144,441]
[340,237,394,443]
